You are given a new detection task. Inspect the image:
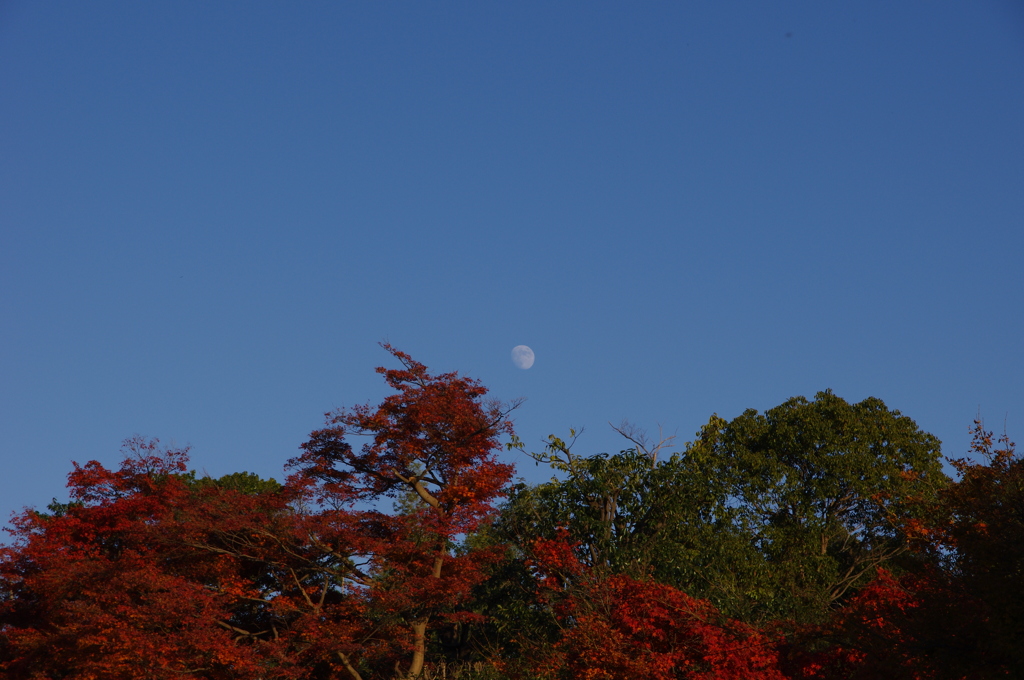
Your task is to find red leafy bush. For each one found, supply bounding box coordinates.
[525,535,785,680]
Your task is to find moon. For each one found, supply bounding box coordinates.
[511,345,535,370]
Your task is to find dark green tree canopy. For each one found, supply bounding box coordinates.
[499,392,949,624]
[182,470,283,496]
[689,390,948,620]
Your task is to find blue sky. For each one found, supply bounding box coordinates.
[2,2,1023,528]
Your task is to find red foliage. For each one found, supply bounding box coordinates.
[780,567,1004,680]
[0,438,269,679]
[927,421,1023,675]
[293,344,514,528]
[523,535,784,680]
[286,345,517,677]
[557,575,785,680]
[941,423,1024,604]
[526,530,584,593]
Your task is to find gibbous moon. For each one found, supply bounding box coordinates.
[511,345,535,370]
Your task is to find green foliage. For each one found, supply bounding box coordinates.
[500,391,948,626]
[181,470,283,495]
[417,662,511,680]
[689,390,948,622]
[457,516,563,665]
[36,498,84,519]
[495,447,769,622]
[501,449,707,572]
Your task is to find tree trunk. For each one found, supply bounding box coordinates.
[405,553,446,678]
[407,619,429,678]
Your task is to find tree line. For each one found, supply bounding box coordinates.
[2,346,1021,679]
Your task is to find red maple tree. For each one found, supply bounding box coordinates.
[0,438,270,679]
[285,344,518,678]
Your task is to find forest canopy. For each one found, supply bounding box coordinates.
[2,348,1020,679]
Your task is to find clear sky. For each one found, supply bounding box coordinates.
[2,2,1023,530]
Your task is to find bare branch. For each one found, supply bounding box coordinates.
[338,651,365,680]
[291,568,318,610]
[610,420,677,467]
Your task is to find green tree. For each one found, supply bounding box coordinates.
[498,432,760,621]
[184,470,283,495]
[689,390,948,622]
[501,393,947,625]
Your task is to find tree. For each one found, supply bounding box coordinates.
[286,344,517,678]
[0,438,273,679]
[498,393,947,625]
[925,420,1024,675]
[495,445,756,617]
[685,391,947,622]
